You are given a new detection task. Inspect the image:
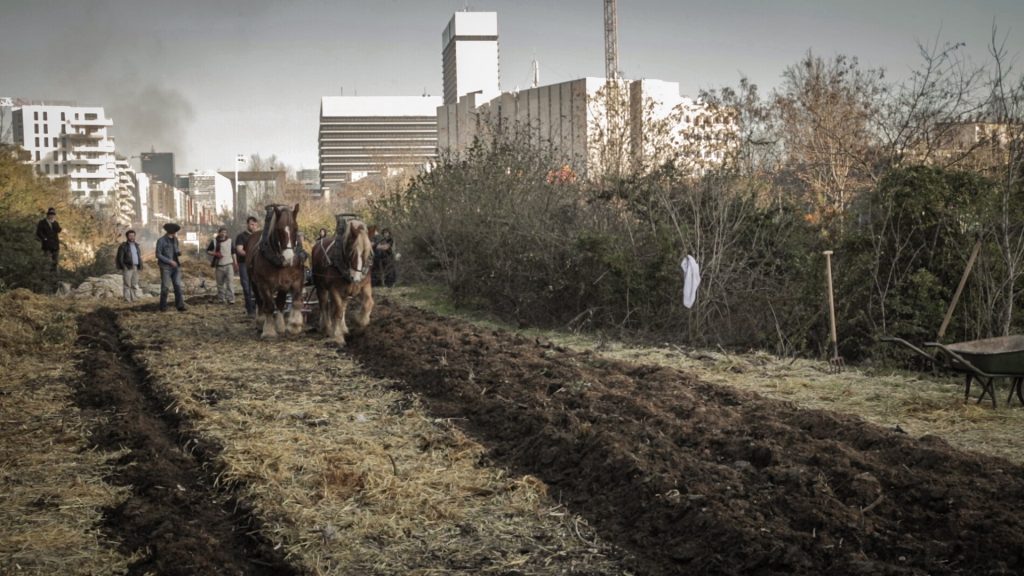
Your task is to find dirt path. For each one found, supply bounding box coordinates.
[73,308,297,576]
[349,299,1024,576]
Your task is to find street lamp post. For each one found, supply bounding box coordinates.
[234,153,246,219]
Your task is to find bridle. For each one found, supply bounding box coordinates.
[262,205,297,267]
[318,220,372,282]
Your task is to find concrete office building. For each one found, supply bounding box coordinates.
[188,170,234,222]
[10,103,120,206]
[442,12,500,105]
[438,78,734,175]
[318,96,441,193]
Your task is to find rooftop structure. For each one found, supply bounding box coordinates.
[442,12,500,105]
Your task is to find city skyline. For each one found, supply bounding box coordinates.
[2,0,1022,173]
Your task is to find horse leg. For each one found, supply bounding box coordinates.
[352,281,374,333]
[286,283,304,336]
[259,288,279,339]
[315,283,331,336]
[329,288,347,345]
[271,289,286,334]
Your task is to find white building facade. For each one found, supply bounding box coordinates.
[11,104,121,207]
[318,96,442,193]
[442,12,500,106]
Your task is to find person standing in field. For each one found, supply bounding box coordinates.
[156,223,186,312]
[35,207,61,272]
[235,216,259,316]
[115,229,144,302]
[207,227,237,304]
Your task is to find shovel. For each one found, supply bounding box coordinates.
[823,250,844,373]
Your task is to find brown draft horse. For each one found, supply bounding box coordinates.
[311,217,374,345]
[245,204,305,338]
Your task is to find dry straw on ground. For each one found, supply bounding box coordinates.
[119,303,629,575]
[390,286,1024,466]
[0,290,133,575]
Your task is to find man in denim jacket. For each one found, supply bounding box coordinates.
[156,223,186,312]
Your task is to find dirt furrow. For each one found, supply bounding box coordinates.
[73,308,299,576]
[350,299,1024,576]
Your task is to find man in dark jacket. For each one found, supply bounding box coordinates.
[235,216,259,316]
[115,229,144,302]
[35,207,61,271]
[156,223,186,312]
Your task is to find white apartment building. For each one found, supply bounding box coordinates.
[113,157,137,225]
[188,170,234,220]
[11,104,121,206]
[318,96,442,193]
[442,12,500,106]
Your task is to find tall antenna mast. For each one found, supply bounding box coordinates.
[531,59,540,88]
[604,0,619,80]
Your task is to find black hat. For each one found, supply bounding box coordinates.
[46,207,56,215]
[163,223,181,233]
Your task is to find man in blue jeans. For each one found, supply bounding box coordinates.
[156,222,186,312]
[235,216,259,316]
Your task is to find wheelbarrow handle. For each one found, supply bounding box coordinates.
[879,336,937,363]
[923,342,995,380]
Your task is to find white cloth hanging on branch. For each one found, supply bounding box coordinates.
[680,255,701,309]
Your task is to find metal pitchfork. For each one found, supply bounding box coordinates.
[823,250,844,373]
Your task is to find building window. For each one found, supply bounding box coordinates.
[75,113,79,120]
[35,137,39,147]
[43,111,47,121]
[44,137,48,147]
[62,151,67,161]
[61,112,65,121]
[35,151,40,161]
[53,151,58,160]
[45,165,50,175]
[63,165,68,175]
[43,124,48,134]
[33,111,38,121]
[34,124,39,134]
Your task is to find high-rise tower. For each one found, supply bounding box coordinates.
[441,12,500,105]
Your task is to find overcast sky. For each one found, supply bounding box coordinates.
[2,0,1022,173]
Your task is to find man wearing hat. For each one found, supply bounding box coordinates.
[115,229,144,302]
[156,223,186,312]
[35,207,62,272]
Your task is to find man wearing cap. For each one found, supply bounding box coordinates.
[156,223,186,312]
[115,229,144,302]
[35,207,61,272]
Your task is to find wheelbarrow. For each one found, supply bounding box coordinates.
[881,335,1024,407]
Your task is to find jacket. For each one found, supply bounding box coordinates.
[36,218,61,252]
[116,241,144,270]
[155,235,181,269]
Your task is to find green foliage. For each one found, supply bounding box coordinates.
[0,144,120,293]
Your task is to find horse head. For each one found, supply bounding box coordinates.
[267,203,300,267]
[342,219,373,284]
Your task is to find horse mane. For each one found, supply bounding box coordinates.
[344,218,372,268]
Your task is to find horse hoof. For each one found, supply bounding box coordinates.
[261,331,279,340]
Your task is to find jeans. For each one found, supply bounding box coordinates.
[239,262,255,313]
[159,266,184,310]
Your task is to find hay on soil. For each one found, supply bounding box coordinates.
[119,303,630,575]
[0,290,134,575]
